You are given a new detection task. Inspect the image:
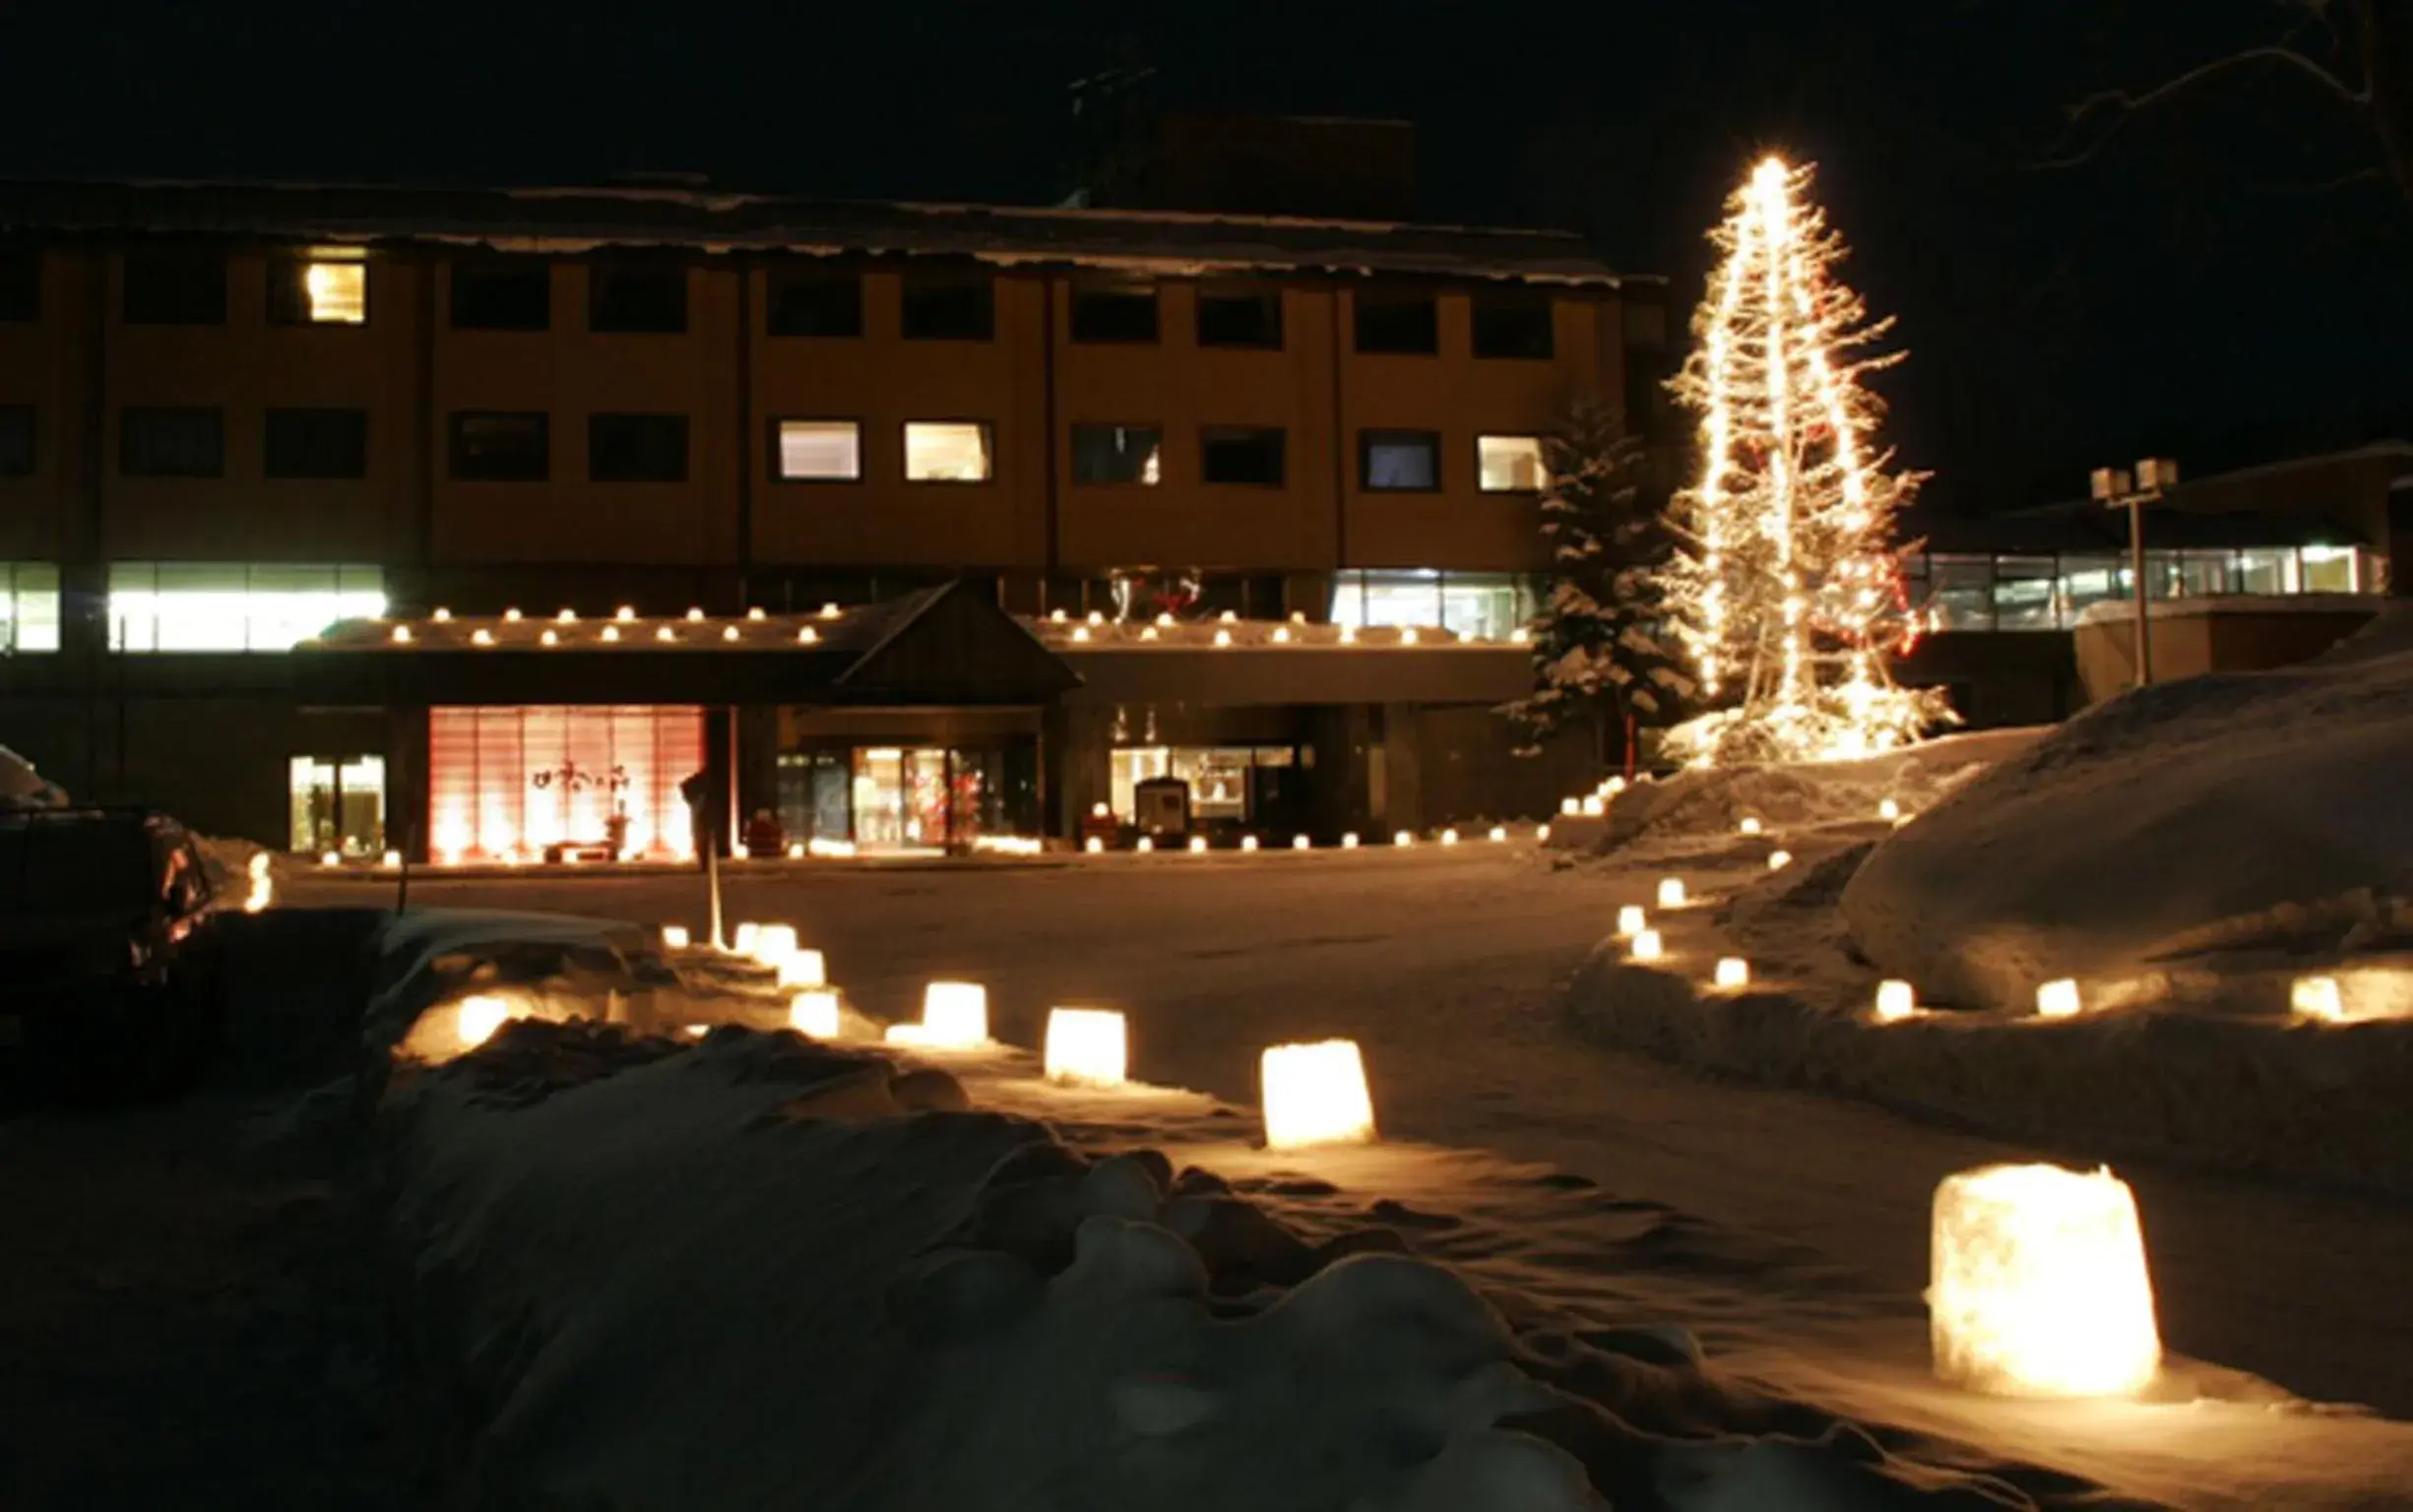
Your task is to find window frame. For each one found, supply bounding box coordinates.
[0,561,62,653]
[587,411,691,483]
[1469,290,1556,360]
[449,259,553,332]
[587,261,689,336]
[1195,286,1284,349]
[121,249,227,327]
[0,245,41,323]
[765,266,864,339]
[1199,425,1288,488]
[902,419,997,484]
[1352,287,1440,356]
[1069,284,1161,345]
[447,410,552,482]
[1358,429,1442,493]
[262,407,369,480]
[770,417,866,483]
[899,272,996,342]
[0,404,33,478]
[118,407,225,478]
[266,251,370,327]
[1475,433,1548,494]
[104,561,386,654]
[1069,422,1164,487]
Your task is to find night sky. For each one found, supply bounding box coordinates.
[3,0,2406,512]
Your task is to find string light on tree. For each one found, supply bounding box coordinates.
[1662,156,1955,767]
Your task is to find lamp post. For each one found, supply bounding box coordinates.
[2088,458,2180,689]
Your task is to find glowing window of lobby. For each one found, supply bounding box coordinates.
[107,562,386,652]
[0,562,61,652]
[1111,746,1297,822]
[289,755,386,856]
[428,706,704,863]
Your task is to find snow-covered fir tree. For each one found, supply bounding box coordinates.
[1661,157,1953,767]
[1504,395,1691,768]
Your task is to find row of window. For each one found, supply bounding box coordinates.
[1909,546,2367,632]
[0,246,1560,356]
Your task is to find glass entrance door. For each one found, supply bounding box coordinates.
[288,754,386,856]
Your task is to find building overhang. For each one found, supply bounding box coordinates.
[1028,619,1534,708]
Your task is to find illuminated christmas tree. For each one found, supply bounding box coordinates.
[1662,157,1952,767]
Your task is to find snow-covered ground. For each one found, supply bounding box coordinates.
[285,844,2413,1508]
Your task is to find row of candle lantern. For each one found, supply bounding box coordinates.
[1091,822,1532,855]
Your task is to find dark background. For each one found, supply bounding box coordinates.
[1,0,2404,512]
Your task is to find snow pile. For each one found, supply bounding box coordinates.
[1843,605,2413,1014]
[0,744,68,808]
[377,1020,2126,1510]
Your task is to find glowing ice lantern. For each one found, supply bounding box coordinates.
[1879,797,1902,822]
[1489,826,1507,843]
[788,989,841,1039]
[1239,835,1259,852]
[1767,850,1793,871]
[1293,834,1310,850]
[1630,928,1664,962]
[1929,1163,2160,1398]
[2035,979,2082,1019]
[1560,796,1580,816]
[470,628,494,646]
[1713,957,1749,990]
[776,948,827,989]
[1616,905,1646,937]
[320,850,342,868]
[1580,795,1605,817]
[661,924,690,951]
[920,981,989,1047]
[1044,1007,1128,1086]
[730,922,762,957]
[380,850,402,869]
[1090,801,1110,819]
[1259,1040,1377,1151]
[457,994,513,1048]
[390,625,412,644]
[1085,836,1105,853]
[1439,828,1459,846]
[1135,836,1154,853]
[1536,824,1550,842]
[1188,835,1208,853]
[752,923,799,966]
[1656,877,1687,909]
[1739,816,1761,836]
[2291,976,2345,1023]
[1213,628,1233,647]
[1874,979,1918,1022]
[788,842,805,859]
[1341,832,1360,850]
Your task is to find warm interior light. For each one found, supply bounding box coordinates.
[303,258,366,323]
[376,849,400,869]
[789,989,841,1039]
[1740,816,1762,836]
[1272,626,1291,643]
[243,850,274,914]
[1657,877,1687,909]
[557,608,577,622]
[1085,836,1104,853]
[2291,976,2345,1023]
[1875,979,1918,1021]
[776,949,827,989]
[1768,850,1793,870]
[662,924,691,950]
[456,993,514,1049]
[1338,626,1357,644]
[1155,612,1175,627]
[1714,957,1750,989]
[539,629,558,646]
[1929,1163,2160,1398]
[2035,979,2082,1018]
[1617,905,1646,937]
[1400,627,1420,645]
[1071,626,1091,643]
[786,842,804,859]
[1631,928,1664,962]
[920,980,988,1047]
[1259,1040,1377,1151]
[1045,1007,1128,1086]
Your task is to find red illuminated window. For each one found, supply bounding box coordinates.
[427,706,704,862]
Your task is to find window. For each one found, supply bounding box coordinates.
[2177,550,2233,598]
[106,562,385,653]
[1200,426,1285,486]
[1991,555,2058,630]
[1354,289,1438,354]
[1197,288,1282,348]
[289,755,386,857]
[900,274,993,341]
[0,246,38,322]
[0,405,32,476]
[589,413,689,482]
[451,261,550,330]
[428,705,704,862]
[1925,555,1996,631]
[120,408,223,477]
[2301,544,2360,593]
[449,411,549,481]
[1361,430,1439,491]
[2057,553,2122,623]
[775,420,862,480]
[767,268,861,337]
[1472,291,1554,359]
[1071,424,1161,485]
[904,421,993,482]
[122,250,225,325]
[268,250,367,325]
[1111,745,1296,824]
[264,409,368,479]
[1477,434,1546,492]
[1071,285,1159,343]
[2235,547,2300,596]
[1329,569,1534,641]
[0,562,60,652]
[589,263,687,334]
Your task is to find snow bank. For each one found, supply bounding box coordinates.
[0,744,68,808]
[377,1020,2126,1510]
[1843,606,2413,1015]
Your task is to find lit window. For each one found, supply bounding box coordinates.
[289,755,386,856]
[1477,434,1546,492]
[2301,545,2359,594]
[106,562,385,653]
[904,422,992,482]
[0,562,60,653]
[267,248,368,326]
[1361,430,1438,491]
[2235,547,2301,596]
[428,706,704,862]
[1328,569,1535,641]
[776,420,861,480]
[1071,424,1161,485]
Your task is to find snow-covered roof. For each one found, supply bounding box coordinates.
[0,179,1641,287]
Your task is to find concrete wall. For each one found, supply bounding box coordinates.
[2072,601,2381,705]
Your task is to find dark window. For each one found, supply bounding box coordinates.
[0,247,38,322]
[1071,424,1162,485]
[1070,286,1159,344]
[0,406,32,476]
[1197,288,1282,348]
[1200,426,1286,486]
[122,251,226,325]
[900,274,993,340]
[589,264,687,334]
[267,255,368,325]
[1361,430,1440,491]
[264,409,368,479]
[1471,291,1554,359]
[1353,289,1437,354]
[589,413,688,482]
[120,408,223,476]
[450,262,550,331]
[767,268,862,337]
[448,411,549,481]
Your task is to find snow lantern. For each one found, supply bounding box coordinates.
[1240,835,1259,852]
[1188,835,1208,853]
[787,842,805,859]
[2290,976,2344,1023]
[752,923,799,967]
[1536,824,1551,843]
[1874,979,1918,1021]
[1259,1040,1377,1151]
[661,924,690,951]
[1560,797,1580,816]
[1739,816,1762,836]
[1294,834,1310,850]
[921,981,989,1047]
[789,989,841,1039]
[1617,905,1647,937]
[319,850,342,868]
[1604,776,1627,795]
[731,922,762,957]
[2035,979,2082,1019]
[1929,1163,2160,1398]
[456,994,514,1049]
[777,949,827,989]
[1489,826,1507,843]
[1045,1007,1128,1086]
[1085,836,1105,853]
[1213,628,1233,647]
[1090,801,1110,819]
[1394,830,1415,848]
[381,850,402,869]
[1581,795,1605,817]
[1631,929,1665,963]
[1439,828,1459,846]
[1879,797,1902,822]
[1341,832,1360,850]
[243,850,274,914]
[1768,850,1793,871]
[1656,877,1687,909]
[1713,957,1749,989]
[1135,836,1154,853]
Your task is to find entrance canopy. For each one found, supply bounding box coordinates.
[295,581,1081,710]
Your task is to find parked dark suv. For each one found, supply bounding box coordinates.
[0,807,228,1081]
